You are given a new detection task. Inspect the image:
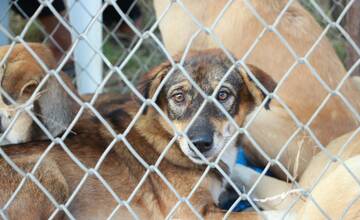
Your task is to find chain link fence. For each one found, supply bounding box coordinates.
[0,0,359,219]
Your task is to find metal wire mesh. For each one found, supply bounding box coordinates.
[0,0,359,219]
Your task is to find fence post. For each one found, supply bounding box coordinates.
[67,0,103,94]
[0,0,9,45]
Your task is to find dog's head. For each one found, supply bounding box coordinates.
[0,43,78,144]
[141,49,276,165]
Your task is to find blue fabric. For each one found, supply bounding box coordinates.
[236,148,263,173]
[231,148,264,211]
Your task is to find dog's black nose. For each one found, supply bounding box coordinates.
[191,134,213,153]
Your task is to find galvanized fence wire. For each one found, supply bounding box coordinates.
[0,0,359,219]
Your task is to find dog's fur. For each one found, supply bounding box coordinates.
[0,49,276,219]
[0,43,78,144]
[231,130,360,219]
[153,0,360,179]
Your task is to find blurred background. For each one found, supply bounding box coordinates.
[0,0,359,93]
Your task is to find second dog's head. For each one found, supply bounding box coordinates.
[0,43,78,144]
[141,49,276,166]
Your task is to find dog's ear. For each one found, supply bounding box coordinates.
[19,79,38,98]
[239,65,277,110]
[34,73,78,138]
[140,61,173,114]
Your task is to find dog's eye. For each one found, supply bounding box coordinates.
[172,92,185,104]
[217,89,230,101]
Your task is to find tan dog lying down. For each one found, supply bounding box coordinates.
[0,43,78,144]
[232,130,360,219]
[0,50,276,219]
[153,0,360,179]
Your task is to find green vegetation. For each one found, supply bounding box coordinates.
[8,0,349,86]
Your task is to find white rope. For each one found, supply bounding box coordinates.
[253,189,305,204]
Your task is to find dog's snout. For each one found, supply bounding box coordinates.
[191,134,213,153]
[187,117,215,155]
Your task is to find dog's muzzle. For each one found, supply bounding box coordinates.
[190,133,214,156]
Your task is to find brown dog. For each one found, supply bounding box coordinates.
[0,49,276,219]
[0,43,78,144]
[153,0,360,179]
